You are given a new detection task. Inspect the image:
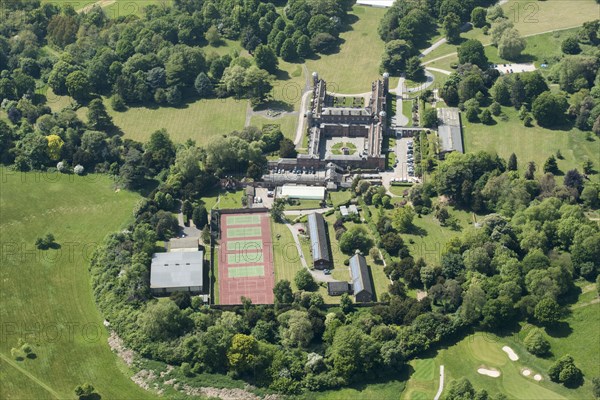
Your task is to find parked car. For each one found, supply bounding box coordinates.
[323,269,331,275]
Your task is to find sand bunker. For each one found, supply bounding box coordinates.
[502,346,519,361]
[522,369,531,376]
[477,368,501,378]
[534,374,543,381]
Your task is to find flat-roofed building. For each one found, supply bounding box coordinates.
[307,212,331,269]
[349,253,374,302]
[340,205,349,218]
[150,251,204,295]
[278,184,326,200]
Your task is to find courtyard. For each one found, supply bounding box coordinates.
[322,136,366,158]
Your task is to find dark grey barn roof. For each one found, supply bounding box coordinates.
[349,254,373,296]
[307,213,330,263]
[327,281,350,294]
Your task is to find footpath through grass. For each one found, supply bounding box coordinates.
[0,169,154,399]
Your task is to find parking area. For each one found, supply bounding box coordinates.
[494,63,536,74]
[254,187,274,209]
[392,137,415,182]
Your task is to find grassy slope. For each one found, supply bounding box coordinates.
[399,282,600,399]
[306,380,406,400]
[422,0,599,65]
[401,359,438,400]
[306,5,388,93]
[107,98,248,144]
[425,27,583,73]
[463,106,600,183]
[0,169,154,399]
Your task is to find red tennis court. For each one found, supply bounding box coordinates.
[218,212,274,304]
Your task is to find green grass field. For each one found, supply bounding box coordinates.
[390,205,475,266]
[422,0,599,66]
[424,27,584,73]
[307,380,406,400]
[329,190,352,207]
[306,5,388,93]
[215,189,245,210]
[0,169,155,399]
[249,114,298,141]
[107,97,247,144]
[399,280,599,399]
[463,106,600,183]
[402,359,438,400]
[270,222,305,291]
[323,214,390,301]
[286,199,324,210]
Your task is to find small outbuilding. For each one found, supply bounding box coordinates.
[340,205,349,218]
[349,253,374,302]
[150,251,204,295]
[327,281,350,296]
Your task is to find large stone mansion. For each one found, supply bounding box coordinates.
[271,72,390,172]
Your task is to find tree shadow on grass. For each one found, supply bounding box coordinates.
[408,224,428,237]
[514,53,537,64]
[253,100,294,113]
[545,321,573,338]
[274,69,291,81]
[339,13,359,33]
[338,364,411,392]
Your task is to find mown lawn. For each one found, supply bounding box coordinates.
[463,106,600,184]
[306,380,406,400]
[433,333,578,399]
[249,114,298,141]
[401,359,438,400]
[286,199,323,210]
[270,221,304,291]
[329,190,352,207]
[422,0,599,65]
[216,189,245,209]
[323,214,390,301]
[107,97,248,144]
[425,27,584,73]
[306,5,388,93]
[0,169,155,399]
[400,281,599,399]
